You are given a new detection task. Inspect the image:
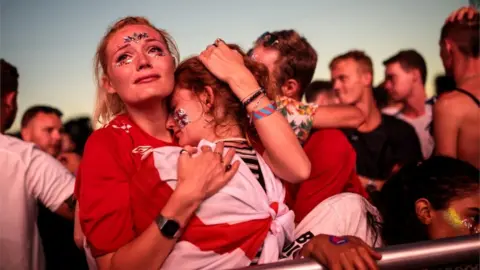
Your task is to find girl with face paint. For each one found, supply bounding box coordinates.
[298,156,479,270]
[378,156,479,244]
[75,17,310,270]
[149,44,298,268]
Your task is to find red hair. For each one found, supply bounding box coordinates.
[174,44,273,139]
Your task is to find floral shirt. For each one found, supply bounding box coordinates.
[275,96,318,144]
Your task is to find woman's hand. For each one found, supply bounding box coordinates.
[175,142,240,203]
[199,39,260,100]
[301,235,382,270]
[445,6,478,22]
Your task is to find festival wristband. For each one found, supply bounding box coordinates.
[242,88,266,107]
[252,102,276,121]
[329,235,349,245]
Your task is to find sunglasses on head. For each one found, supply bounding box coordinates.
[248,32,280,59]
[258,31,279,46]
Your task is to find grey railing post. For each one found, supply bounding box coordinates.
[236,234,480,270]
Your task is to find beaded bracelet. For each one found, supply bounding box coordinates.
[242,88,266,108]
[252,102,276,121]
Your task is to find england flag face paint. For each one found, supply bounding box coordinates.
[173,108,191,129]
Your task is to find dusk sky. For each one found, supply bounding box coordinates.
[0,0,468,131]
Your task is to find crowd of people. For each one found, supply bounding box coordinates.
[0,5,478,270]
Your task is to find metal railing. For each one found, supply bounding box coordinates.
[238,234,480,270]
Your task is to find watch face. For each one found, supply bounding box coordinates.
[162,219,180,238]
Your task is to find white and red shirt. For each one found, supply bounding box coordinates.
[76,114,293,269]
[0,134,75,270]
[154,140,294,269]
[282,193,383,260]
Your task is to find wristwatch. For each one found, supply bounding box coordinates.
[155,215,182,239]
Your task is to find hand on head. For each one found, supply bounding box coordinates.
[198,39,261,100]
[199,39,245,83]
[445,6,479,23]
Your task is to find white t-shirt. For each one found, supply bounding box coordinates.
[394,103,434,159]
[0,134,75,270]
[281,193,383,259]
[381,106,402,116]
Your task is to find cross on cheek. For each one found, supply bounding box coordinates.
[173,108,191,129]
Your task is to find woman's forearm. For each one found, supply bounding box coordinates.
[228,72,311,183]
[249,96,311,182]
[96,192,200,270]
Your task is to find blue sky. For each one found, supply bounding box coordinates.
[0,0,468,131]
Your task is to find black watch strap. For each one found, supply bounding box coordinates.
[156,215,182,239]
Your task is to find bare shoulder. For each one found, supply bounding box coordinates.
[434,91,477,116]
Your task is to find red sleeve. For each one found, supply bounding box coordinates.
[250,136,265,156]
[77,128,135,257]
[292,129,366,223]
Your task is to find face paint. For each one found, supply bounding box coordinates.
[173,108,191,129]
[462,218,480,234]
[328,235,348,245]
[115,58,133,67]
[123,32,149,43]
[115,34,165,68]
[444,208,463,228]
[444,208,480,234]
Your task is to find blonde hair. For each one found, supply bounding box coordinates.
[93,17,180,127]
[329,50,374,78]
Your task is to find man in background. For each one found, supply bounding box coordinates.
[383,50,435,159]
[250,30,367,223]
[434,10,480,168]
[21,105,64,158]
[0,59,79,270]
[330,50,423,191]
[305,80,340,106]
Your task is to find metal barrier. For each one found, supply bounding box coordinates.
[238,234,480,270]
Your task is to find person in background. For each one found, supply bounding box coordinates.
[383,49,435,159]
[304,80,340,106]
[0,59,77,270]
[300,8,480,269]
[58,117,93,175]
[301,156,479,270]
[20,105,64,158]
[63,117,93,156]
[434,6,480,168]
[377,84,404,116]
[250,30,368,223]
[330,50,423,191]
[434,74,456,96]
[19,105,88,270]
